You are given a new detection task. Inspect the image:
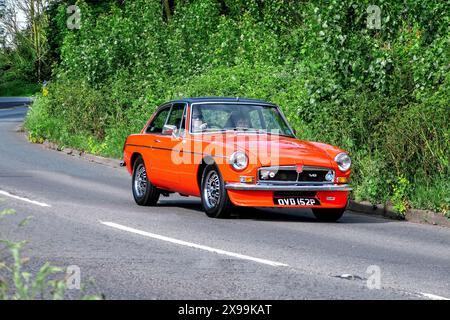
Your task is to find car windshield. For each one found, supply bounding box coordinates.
[190,104,294,137]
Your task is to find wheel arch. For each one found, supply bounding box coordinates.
[196,156,216,192]
[130,152,143,170]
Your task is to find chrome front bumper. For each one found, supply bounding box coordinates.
[225,183,352,192]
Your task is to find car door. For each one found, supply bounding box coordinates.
[143,104,171,188]
[146,103,187,190]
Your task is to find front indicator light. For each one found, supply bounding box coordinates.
[240,176,255,184]
[336,177,348,184]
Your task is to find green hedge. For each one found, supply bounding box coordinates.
[25,0,450,215]
[0,81,40,97]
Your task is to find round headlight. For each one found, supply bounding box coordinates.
[229,151,248,171]
[335,153,351,172]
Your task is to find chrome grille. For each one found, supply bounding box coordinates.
[258,166,334,184]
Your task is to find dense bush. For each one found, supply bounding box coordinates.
[25,0,449,215]
[0,36,41,96]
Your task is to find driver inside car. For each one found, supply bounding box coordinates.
[228,111,250,129]
[235,116,250,128]
[192,108,207,132]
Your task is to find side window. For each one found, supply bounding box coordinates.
[165,104,185,130]
[146,107,170,134]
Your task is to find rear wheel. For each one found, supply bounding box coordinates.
[200,165,233,218]
[312,208,345,222]
[132,156,160,206]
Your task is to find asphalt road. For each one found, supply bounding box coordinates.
[0,97,33,109]
[0,103,449,300]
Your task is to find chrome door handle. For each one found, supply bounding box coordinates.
[154,139,161,143]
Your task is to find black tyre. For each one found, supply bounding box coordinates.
[312,208,345,222]
[200,165,233,218]
[132,156,160,206]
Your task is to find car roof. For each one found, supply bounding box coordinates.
[167,97,277,106]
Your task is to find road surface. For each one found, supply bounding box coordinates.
[0,103,449,299]
[0,97,33,109]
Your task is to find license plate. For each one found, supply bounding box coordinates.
[274,197,320,206]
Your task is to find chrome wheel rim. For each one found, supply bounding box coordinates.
[203,170,221,209]
[134,164,147,198]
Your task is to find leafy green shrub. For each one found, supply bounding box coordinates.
[391,175,411,216]
[0,81,40,97]
[410,177,450,216]
[353,152,390,205]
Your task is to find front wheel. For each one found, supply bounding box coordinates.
[312,208,345,222]
[132,156,160,206]
[200,165,233,218]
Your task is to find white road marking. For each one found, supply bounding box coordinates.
[101,221,289,267]
[418,292,450,300]
[0,190,51,207]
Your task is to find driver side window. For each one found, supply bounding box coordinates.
[146,106,171,134]
[165,103,186,134]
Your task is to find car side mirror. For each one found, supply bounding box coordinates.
[162,124,178,136]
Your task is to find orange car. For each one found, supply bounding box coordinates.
[122,97,352,221]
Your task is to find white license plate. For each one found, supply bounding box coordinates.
[274,197,320,206]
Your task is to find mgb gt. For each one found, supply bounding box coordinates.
[122,97,351,221]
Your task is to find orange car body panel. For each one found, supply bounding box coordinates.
[123,101,351,209]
